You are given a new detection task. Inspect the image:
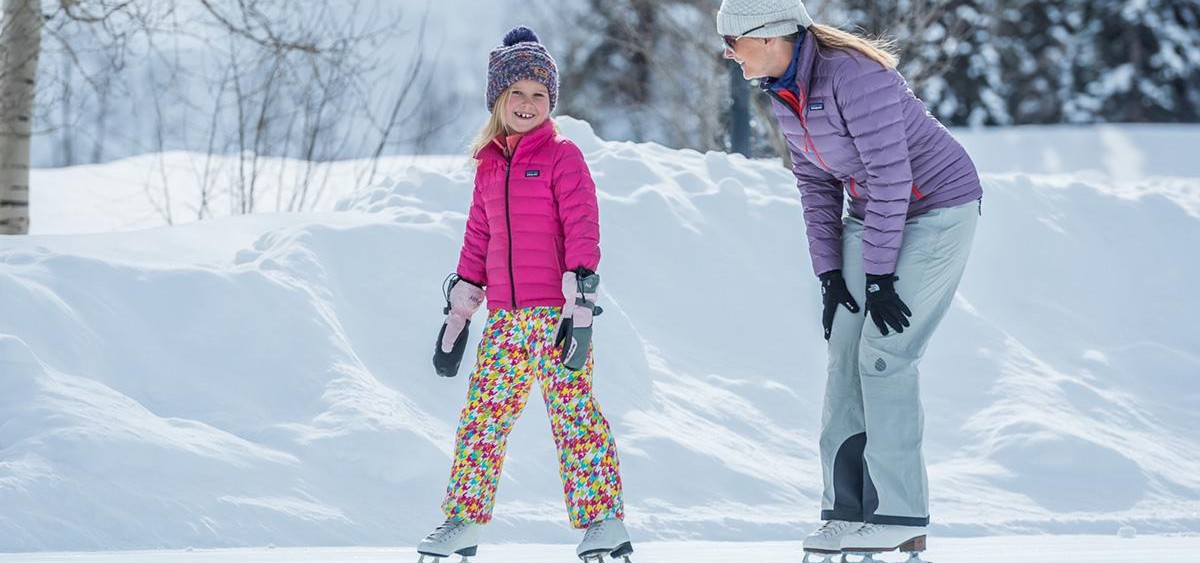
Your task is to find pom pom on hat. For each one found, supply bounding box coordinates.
[503,26,539,46]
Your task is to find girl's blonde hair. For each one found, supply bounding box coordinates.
[471,89,513,159]
[809,23,899,70]
[469,88,559,160]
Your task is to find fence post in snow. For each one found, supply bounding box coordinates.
[729,58,750,158]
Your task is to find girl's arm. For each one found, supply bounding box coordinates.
[552,141,601,273]
[456,178,490,287]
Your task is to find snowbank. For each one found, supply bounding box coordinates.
[2,118,1198,551]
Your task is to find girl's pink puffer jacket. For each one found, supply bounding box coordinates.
[456,118,600,311]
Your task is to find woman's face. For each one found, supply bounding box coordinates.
[724,36,776,80]
[502,80,551,134]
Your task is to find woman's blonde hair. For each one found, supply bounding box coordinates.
[809,23,899,70]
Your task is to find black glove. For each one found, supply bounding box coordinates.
[819,270,860,340]
[864,273,911,336]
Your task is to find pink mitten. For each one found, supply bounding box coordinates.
[434,275,484,377]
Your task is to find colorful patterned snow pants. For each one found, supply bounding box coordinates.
[442,307,624,528]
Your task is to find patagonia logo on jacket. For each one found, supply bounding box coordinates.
[525,169,541,178]
[808,101,825,111]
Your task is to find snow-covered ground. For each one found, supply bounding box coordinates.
[30,124,1200,235]
[0,536,1198,563]
[3,119,1199,555]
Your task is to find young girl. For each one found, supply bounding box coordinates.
[418,26,632,563]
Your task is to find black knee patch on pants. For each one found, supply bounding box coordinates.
[821,432,871,522]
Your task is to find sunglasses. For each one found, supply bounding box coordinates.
[721,20,791,50]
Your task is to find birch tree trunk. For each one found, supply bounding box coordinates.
[0,0,40,235]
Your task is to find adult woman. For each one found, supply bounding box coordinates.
[716,0,982,559]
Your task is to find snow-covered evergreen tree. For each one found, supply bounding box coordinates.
[1067,0,1200,123]
[831,0,1015,126]
[830,0,1200,126]
[539,0,734,152]
[994,0,1074,124]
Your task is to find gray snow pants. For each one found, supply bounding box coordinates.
[820,199,979,526]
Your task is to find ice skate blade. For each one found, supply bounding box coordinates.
[416,545,477,563]
[841,555,930,563]
[578,542,634,563]
[842,535,926,554]
[415,556,470,563]
[801,552,840,563]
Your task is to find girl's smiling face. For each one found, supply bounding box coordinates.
[502,79,551,133]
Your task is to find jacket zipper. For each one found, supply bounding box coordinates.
[503,161,517,308]
[767,87,832,172]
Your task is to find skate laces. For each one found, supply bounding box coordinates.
[582,519,610,543]
[816,520,856,538]
[848,523,882,537]
[427,518,465,541]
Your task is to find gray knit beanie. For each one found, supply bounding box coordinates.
[716,0,813,37]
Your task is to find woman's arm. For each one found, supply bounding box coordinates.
[787,133,845,277]
[836,58,914,276]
